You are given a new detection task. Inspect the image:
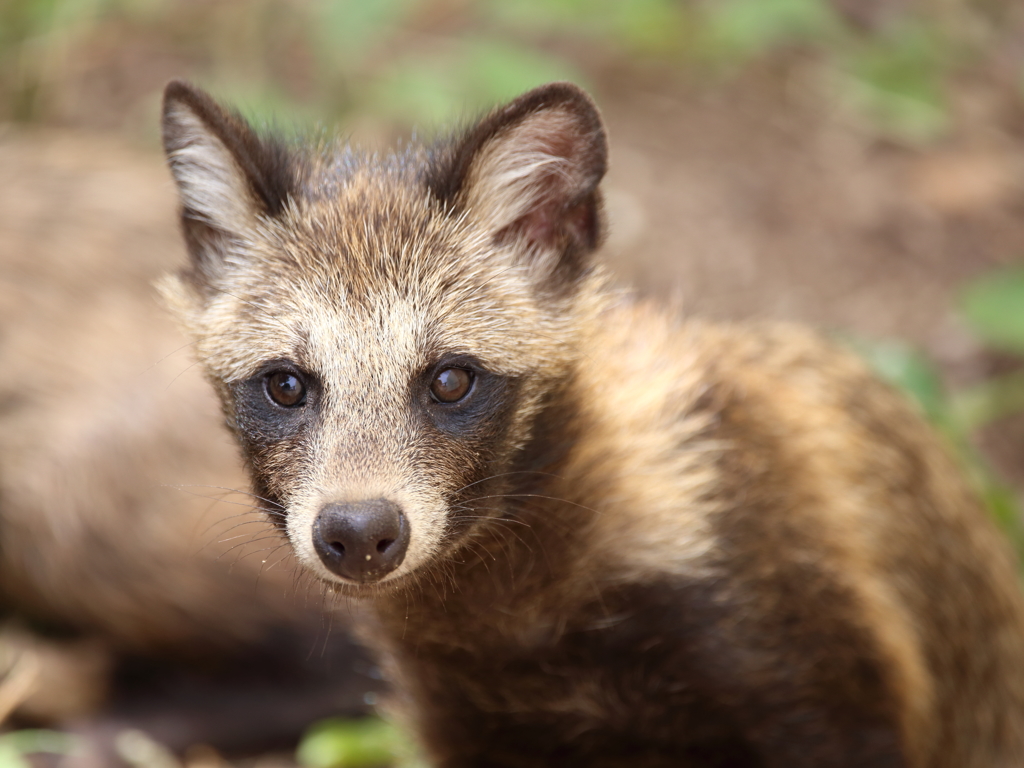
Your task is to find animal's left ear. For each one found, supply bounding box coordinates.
[428,82,608,288]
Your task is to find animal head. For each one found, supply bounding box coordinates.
[160,81,609,592]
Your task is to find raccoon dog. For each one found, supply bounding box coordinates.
[159,80,1024,767]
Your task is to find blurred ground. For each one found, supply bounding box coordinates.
[4,0,1024,765]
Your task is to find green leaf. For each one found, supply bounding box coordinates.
[961,265,1024,355]
[297,717,404,768]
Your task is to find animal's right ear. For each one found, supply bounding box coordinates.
[161,80,295,287]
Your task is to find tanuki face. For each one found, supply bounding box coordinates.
[160,81,608,591]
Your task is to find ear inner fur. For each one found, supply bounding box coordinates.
[425,82,607,286]
[161,80,297,288]
[162,80,296,220]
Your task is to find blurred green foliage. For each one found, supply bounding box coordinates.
[0,0,1017,140]
[851,265,1024,554]
[854,336,1024,552]
[479,0,690,55]
[700,0,842,60]
[297,716,425,768]
[962,266,1024,357]
[0,730,76,768]
[362,38,582,126]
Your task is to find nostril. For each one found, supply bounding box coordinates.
[377,538,394,554]
[327,540,345,557]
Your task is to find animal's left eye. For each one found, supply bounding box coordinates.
[430,368,474,403]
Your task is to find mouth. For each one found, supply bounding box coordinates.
[318,564,417,596]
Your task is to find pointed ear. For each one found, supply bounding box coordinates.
[427,82,608,289]
[161,80,296,287]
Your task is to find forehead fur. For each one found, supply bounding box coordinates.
[163,145,604,385]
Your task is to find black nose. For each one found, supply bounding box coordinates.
[313,500,409,583]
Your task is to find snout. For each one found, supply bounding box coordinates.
[313,499,410,583]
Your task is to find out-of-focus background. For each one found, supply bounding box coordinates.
[4,0,1024,766]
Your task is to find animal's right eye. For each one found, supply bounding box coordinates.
[265,371,306,407]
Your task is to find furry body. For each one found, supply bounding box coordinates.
[161,81,1024,767]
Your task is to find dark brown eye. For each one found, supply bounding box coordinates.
[266,371,306,407]
[430,367,473,403]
